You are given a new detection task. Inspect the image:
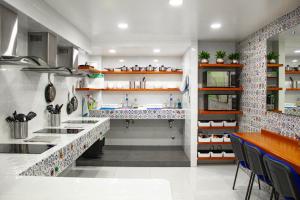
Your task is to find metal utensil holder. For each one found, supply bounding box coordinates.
[12,122,28,139]
[50,114,61,127]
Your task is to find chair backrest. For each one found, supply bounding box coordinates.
[263,154,300,199]
[230,134,248,166]
[244,142,271,184]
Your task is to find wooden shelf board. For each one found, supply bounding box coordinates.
[267,87,283,91]
[199,63,243,68]
[79,68,182,75]
[267,109,282,113]
[199,110,243,115]
[197,157,236,161]
[198,142,232,145]
[286,88,300,91]
[285,70,300,74]
[198,87,243,91]
[76,88,180,92]
[198,126,239,130]
[267,64,283,68]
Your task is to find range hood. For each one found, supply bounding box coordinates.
[0,5,84,76]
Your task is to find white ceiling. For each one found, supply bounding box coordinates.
[43,0,300,56]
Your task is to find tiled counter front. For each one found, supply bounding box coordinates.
[20,119,110,177]
[90,109,186,119]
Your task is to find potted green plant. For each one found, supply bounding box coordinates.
[215,50,226,64]
[228,53,240,64]
[267,52,279,64]
[199,51,210,64]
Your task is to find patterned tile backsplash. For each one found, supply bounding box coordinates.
[238,7,300,137]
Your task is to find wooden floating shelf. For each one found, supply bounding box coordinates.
[198,126,239,130]
[199,87,243,91]
[267,87,283,91]
[199,110,243,115]
[79,67,182,75]
[197,157,236,161]
[76,88,180,92]
[267,109,282,113]
[198,142,232,145]
[286,88,300,91]
[285,70,300,74]
[267,64,283,68]
[199,63,243,68]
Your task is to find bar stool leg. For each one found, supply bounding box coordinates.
[232,161,240,190]
[257,176,261,190]
[270,187,275,200]
[245,172,254,200]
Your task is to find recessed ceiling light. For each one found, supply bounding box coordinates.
[109,49,116,54]
[294,50,300,53]
[292,59,298,63]
[210,23,222,29]
[153,59,159,63]
[153,49,161,53]
[169,0,183,7]
[119,59,125,63]
[118,23,128,29]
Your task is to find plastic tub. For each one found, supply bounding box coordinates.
[223,150,235,158]
[211,134,224,142]
[198,121,211,127]
[211,151,223,158]
[224,120,237,127]
[211,121,224,127]
[198,150,211,158]
[198,135,211,143]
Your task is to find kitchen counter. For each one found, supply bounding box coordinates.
[0,117,172,200]
[90,109,186,119]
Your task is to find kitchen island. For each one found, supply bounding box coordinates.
[0,117,172,200]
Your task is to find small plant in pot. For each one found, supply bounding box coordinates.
[228,53,240,64]
[267,52,279,64]
[199,51,210,64]
[215,50,226,64]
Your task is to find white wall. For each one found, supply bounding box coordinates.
[182,44,198,167]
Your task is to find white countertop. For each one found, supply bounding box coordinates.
[0,117,172,200]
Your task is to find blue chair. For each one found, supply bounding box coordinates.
[263,154,300,200]
[244,142,274,200]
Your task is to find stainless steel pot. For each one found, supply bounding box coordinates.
[120,66,129,71]
[145,65,156,71]
[131,65,142,71]
[159,65,169,71]
[12,121,28,139]
[50,113,61,127]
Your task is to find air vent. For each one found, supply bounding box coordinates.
[58,48,69,54]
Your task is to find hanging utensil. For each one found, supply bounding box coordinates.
[13,111,17,121]
[45,73,56,103]
[71,86,78,111]
[26,112,37,121]
[67,92,73,115]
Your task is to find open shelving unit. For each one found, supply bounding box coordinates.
[197,59,243,164]
[267,63,283,111]
[76,88,180,92]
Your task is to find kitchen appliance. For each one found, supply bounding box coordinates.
[0,143,55,154]
[204,94,239,111]
[34,128,84,134]
[63,120,98,124]
[203,71,238,87]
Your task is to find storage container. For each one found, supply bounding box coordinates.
[50,114,61,127]
[198,135,211,143]
[211,151,223,158]
[223,134,231,142]
[211,134,224,142]
[198,121,211,127]
[12,121,28,139]
[224,120,237,127]
[198,150,211,158]
[211,121,224,127]
[223,150,235,158]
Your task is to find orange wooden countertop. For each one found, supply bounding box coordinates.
[233,129,300,174]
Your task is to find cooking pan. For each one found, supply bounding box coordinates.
[45,74,56,103]
[67,92,73,115]
[71,86,78,111]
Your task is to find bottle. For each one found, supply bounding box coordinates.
[169,94,173,108]
[177,99,182,109]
